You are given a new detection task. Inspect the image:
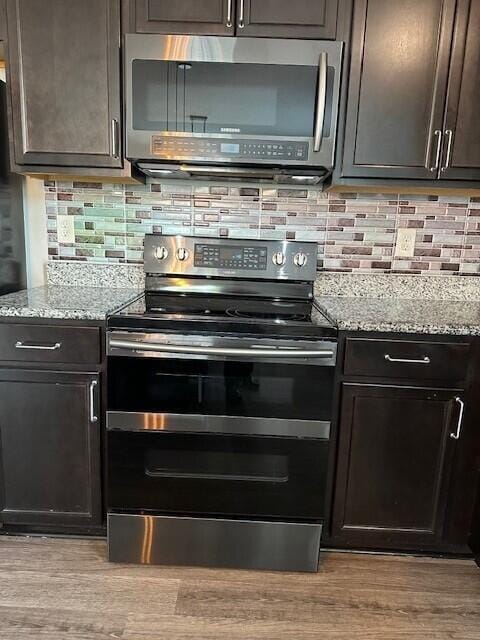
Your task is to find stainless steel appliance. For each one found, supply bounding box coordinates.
[106,235,337,572]
[125,35,343,185]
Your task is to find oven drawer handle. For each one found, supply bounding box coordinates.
[109,339,334,359]
[145,469,288,483]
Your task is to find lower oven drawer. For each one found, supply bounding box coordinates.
[108,513,322,572]
[107,428,329,522]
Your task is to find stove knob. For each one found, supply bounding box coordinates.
[272,251,286,266]
[154,246,168,260]
[177,247,190,262]
[294,252,308,267]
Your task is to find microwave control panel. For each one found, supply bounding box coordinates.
[151,136,309,161]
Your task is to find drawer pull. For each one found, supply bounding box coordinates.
[384,354,430,364]
[89,380,98,423]
[450,397,465,441]
[15,341,62,351]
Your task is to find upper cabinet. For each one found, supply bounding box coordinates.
[0,0,6,39]
[236,0,338,39]
[440,0,480,180]
[341,0,480,183]
[342,0,455,180]
[6,0,122,169]
[131,0,340,39]
[134,0,233,36]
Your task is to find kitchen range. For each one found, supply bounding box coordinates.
[106,235,337,571]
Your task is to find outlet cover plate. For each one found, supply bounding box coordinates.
[57,215,75,244]
[395,228,416,258]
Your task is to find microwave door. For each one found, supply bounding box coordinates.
[126,35,343,169]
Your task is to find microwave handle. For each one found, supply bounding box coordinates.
[314,53,328,153]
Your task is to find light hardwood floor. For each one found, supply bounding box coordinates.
[0,535,478,639]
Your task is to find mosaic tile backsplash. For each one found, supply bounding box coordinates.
[45,180,480,275]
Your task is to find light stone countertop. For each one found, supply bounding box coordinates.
[312,272,480,335]
[314,296,480,335]
[0,286,142,321]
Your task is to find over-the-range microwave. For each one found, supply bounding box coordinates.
[125,34,343,185]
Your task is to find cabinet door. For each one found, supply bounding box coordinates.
[237,0,338,39]
[0,0,6,39]
[6,0,122,168]
[342,0,456,179]
[469,478,480,567]
[0,370,101,529]
[331,384,460,550]
[440,0,480,180]
[134,0,233,35]
[469,474,480,567]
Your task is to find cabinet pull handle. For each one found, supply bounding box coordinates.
[111,119,119,158]
[384,354,430,364]
[226,0,233,27]
[313,52,328,153]
[427,130,442,172]
[238,0,245,28]
[15,341,61,351]
[441,129,453,172]
[89,380,98,423]
[450,396,465,440]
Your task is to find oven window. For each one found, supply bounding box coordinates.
[132,60,320,137]
[108,357,333,421]
[108,431,329,521]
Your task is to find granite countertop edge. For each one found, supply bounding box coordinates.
[314,296,480,336]
[0,286,142,322]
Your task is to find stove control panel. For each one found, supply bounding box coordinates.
[145,235,318,282]
[195,244,268,271]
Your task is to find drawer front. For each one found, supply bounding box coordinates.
[344,338,470,382]
[0,324,101,364]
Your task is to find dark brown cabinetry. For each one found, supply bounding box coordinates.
[329,333,479,554]
[131,0,340,39]
[332,383,461,550]
[6,0,122,169]
[0,369,101,529]
[237,0,338,39]
[342,0,454,180]
[341,0,480,182]
[0,0,6,39]
[440,0,480,180]
[470,475,480,566]
[134,0,233,35]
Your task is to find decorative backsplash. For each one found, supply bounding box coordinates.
[44,180,480,275]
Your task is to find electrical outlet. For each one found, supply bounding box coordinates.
[395,228,416,258]
[57,215,75,244]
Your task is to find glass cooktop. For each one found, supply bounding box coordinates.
[108,293,336,338]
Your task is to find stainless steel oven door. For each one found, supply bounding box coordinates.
[107,330,335,516]
[125,34,343,168]
[107,330,336,435]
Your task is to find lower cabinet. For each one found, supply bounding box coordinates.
[331,383,462,550]
[0,369,101,530]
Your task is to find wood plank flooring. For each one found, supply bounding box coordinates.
[0,535,478,639]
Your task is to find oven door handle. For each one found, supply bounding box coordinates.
[109,339,334,359]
